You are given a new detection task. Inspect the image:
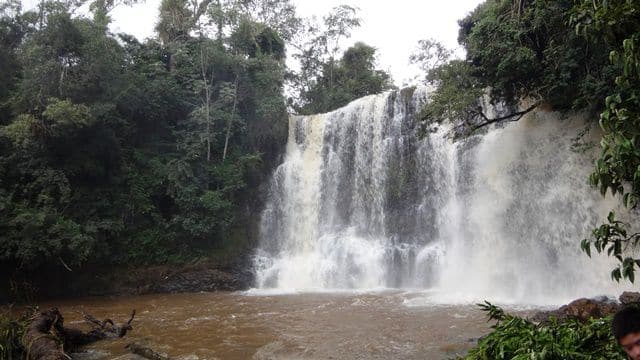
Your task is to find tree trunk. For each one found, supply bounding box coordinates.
[222,73,239,161]
[201,47,212,163]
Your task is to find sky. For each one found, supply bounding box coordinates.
[22,0,485,86]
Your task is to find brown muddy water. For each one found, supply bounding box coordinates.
[44,291,503,360]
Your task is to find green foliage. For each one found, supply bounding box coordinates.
[421,0,615,132]
[296,41,394,114]
[460,0,612,109]
[0,308,30,360]
[409,38,453,82]
[581,211,640,283]
[421,60,483,125]
[323,5,361,57]
[288,5,393,114]
[463,302,625,360]
[42,98,94,135]
[0,0,27,125]
[573,0,640,283]
[2,114,36,149]
[0,0,289,290]
[155,0,193,43]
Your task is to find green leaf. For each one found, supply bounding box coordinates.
[607,211,615,223]
[581,239,592,257]
[612,268,622,282]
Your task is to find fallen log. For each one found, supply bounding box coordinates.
[22,308,67,360]
[22,307,135,360]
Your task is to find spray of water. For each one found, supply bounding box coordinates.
[253,87,631,305]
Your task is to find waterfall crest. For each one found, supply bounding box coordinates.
[253,87,630,304]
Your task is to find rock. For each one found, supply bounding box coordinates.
[111,355,148,360]
[619,291,640,305]
[70,350,111,360]
[126,342,175,360]
[109,252,255,296]
[559,298,620,320]
[531,297,620,324]
[252,341,287,360]
[150,267,251,293]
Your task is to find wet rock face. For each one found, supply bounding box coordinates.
[620,291,640,305]
[531,292,640,324]
[148,267,253,293]
[112,258,255,296]
[530,298,618,323]
[1,250,256,302]
[553,298,620,321]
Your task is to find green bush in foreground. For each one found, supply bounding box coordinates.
[463,302,625,360]
[0,309,30,360]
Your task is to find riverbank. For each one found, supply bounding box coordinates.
[1,255,255,304]
[94,261,254,296]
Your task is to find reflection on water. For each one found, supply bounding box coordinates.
[43,291,495,359]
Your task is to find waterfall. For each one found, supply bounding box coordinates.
[253,87,631,304]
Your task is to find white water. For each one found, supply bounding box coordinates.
[253,87,632,305]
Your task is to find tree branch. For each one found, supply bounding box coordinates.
[470,101,540,133]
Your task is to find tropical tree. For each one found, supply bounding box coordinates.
[297,41,393,114]
[408,38,452,83]
[288,5,364,113]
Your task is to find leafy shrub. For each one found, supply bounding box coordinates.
[463,302,625,360]
[0,308,30,360]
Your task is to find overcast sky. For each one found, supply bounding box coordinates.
[22,0,484,86]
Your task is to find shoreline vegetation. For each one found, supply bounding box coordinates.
[461,300,627,359]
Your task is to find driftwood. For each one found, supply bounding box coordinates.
[77,309,136,340]
[22,307,135,360]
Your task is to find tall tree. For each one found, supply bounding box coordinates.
[296,41,393,114]
[287,5,394,114]
[408,38,453,83]
[0,0,29,125]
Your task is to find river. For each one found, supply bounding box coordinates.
[44,291,504,359]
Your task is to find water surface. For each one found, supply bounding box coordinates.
[46,291,496,359]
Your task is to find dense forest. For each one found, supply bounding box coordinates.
[0,0,393,300]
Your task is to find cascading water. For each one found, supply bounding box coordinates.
[253,87,631,304]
